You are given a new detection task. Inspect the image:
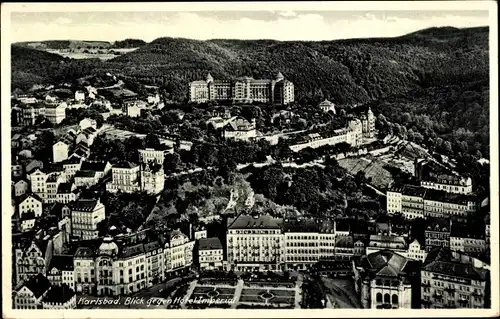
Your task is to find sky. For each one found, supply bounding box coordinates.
[9,9,490,43]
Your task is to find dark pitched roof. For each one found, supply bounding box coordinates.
[57,183,73,194]
[199,237,223,250]
[144,241,161,253]
[74,246,95,258]
[425,219,451,233]
[18,193,43,205]
[228,214,282,229]
[61,157,82,165]
[42,284,75,304]
[114,161,138,169]
[23,273,51,298]
[119,243,145,259]
[74,170,97,178]
[48,255,74,272]
[81,161,108,172]
[423,247,487,281]
[335,236,354,248]
[282,218,319,233]
[71,199,99,212]
[20,210,37,221]
[361,250,411,277]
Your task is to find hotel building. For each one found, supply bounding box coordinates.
[189,72,294,105]
[421,247,488,309]
[226,214,284,272]
[197,237,224,270]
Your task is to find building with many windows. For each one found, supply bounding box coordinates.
[70,199,106,240]
[223,117,257,141]
[226,214,284,272]
[387,184,478,221]
[421,247,489,309]
[45,103,66,124]
[189,72,294,105]
[46,255,75,290]
[138,147,173,165]
[106,162,141,193]
[424,219,451,252]
[197,237,224,270]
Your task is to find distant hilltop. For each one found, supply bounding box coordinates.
[13,39,147,50]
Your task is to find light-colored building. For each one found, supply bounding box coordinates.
[61,157,83,179]
[45,172,66,204]
[18,193,43,221]
[226,214,284,272]
[387,184,477,221]
[190,72,294,105]
[353,250,418,309]
[198,237,224,270]
[75,91,85,102]
[41,284,76,309]
[46,255,74,290]
[223,117,257,141]
[289,119,363,152]
[56,183,78,204]
[139,148,173,164]
[140,163,165,195]
[318,99,336,113]
[79,118,97,131]
[13,273,52,309]
[13,179,29,197]
[20,105,46,126]
[74,170,99,188]
[45,103,66,124]
[360,107,376,138]
[29,169,47,201]
[122,100,147,118]
[147,93,160,105]
[406,239,427,262]
[106,162,141,193]
[80,161,112,180]
[70,199,106,240]
[421,247,488,309]
[415,159,473,195]
[52,141,70,163]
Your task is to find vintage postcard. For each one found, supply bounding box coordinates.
[1,1,498,318]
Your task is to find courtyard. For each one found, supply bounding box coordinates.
[178,276,302,309]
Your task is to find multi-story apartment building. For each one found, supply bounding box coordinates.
[13,179,29,197]
[449,223,487,254]
[139,147,173,165]
[30,169,47,201]
[387,185,425,219]
[415,159,473,195]
[56,183,78,204]
[80,160,113,180]
[61,157,83,179]
[226,214,284,272]
[70,199,106,240]
[13,273,52,309]
[74,170,99,187]
[107,161,164,194]
[189,72,294,105]
[20,105,46,126]
[45,172,66,204]
[353,250,420,309]
[406,239,427,262]
[421,247,489,309]
[52,141,70,163]
[197,237,224,270]
[74,230,194,296]
[387,184,477,221]
[424,219,451,252]
[106,162,141,193]
[45,103,66,124]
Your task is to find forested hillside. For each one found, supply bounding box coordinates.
[11,26,490,158]
[112,39,147,48]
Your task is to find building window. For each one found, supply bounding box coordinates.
[392,294,398,305]
[384,293,390,304]
[376,293,382,303]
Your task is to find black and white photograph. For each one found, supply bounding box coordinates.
[1,1,498,318]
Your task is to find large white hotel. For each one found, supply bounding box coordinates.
[189,72,294,105]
